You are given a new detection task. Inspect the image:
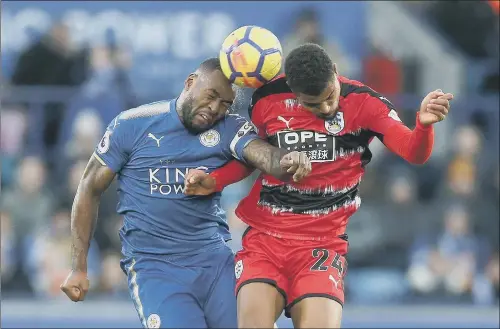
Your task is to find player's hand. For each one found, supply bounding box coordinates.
[60,270,89,302]
[184,169,217,196]
[280,151,312,183]
[419,89,454,126]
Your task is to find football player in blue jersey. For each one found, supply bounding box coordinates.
[60,58,311,328]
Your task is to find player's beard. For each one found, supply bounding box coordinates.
[180,96,208,134]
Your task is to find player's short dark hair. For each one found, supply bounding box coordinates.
[285,43,334,96]
[199,57,222,73]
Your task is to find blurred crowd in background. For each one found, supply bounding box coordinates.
[1,0,499,308]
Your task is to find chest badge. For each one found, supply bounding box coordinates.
[199,129,220,147]
[325,112,345,135]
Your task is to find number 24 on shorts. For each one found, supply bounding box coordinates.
[310,248,346,276]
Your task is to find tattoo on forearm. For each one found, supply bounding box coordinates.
[243,139,290,180]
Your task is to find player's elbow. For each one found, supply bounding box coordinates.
[405,153,431,165]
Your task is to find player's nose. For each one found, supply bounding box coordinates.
[209,99,223,114]
[319,104,331,115]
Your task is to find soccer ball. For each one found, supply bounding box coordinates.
[219,25,283,88]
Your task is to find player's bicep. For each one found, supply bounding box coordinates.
[79,154,116,196]
[223,115,260,161]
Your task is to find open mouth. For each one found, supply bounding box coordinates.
[196,112,213,125]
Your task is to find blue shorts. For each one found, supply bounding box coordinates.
[121,245,237,328]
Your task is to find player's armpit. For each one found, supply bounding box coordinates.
[70,154,116,272]
[242,139,312,182]
[210,160,255,192]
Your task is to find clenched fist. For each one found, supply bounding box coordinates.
[184,169,216,196]
[280,151,312,183]
[60,270,89,302]
[419,89,454,126]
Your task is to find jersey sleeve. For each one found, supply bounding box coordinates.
[221,114,260,162]
[211,160,255,192]
[93,114,133,172]
[362,94,434,164]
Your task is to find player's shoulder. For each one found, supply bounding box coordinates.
[110,100,174,133]
[339,76,395,111]
[249,74,292,118]
[339,76,385,102]
[119,100,173,122]
[217,113,249,130]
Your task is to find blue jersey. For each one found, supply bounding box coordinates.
[94,99,259,256]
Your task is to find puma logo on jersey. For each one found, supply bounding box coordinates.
[147,133,164,147]
[277,116,294,130]
[329,274,342,290]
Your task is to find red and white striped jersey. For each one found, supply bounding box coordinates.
[213,74,434,254]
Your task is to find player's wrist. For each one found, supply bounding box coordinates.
[210,172,224,192]
[72,259,88,273]
[416,112,432,130]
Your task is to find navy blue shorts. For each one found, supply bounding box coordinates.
[121,245,237,328]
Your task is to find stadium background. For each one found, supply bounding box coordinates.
[1,1,499,327]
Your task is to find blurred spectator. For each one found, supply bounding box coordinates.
[1,156,55,240]
[472,252,500,305]
[441,125,483,198]
[11,23,87,86]
[485,253,499,299]
[0,156,55,294]
[363,43,402,95]
[64,109,104,162]
[57,160,88,209]
[99,251,128,296]
[407,204,479,299]
[0,106,28,187]
[82,45,135,109]
[10,22,89,156]
[26,208,101,298]
[481,70,500,94]
[99,215,124,253]
[0,106,28,156]
[1,212,17,284]
[350,169,422,267]
[282,7,355,77]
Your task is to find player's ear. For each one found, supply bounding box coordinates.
[184,73,197,91]
[333,63,338,75]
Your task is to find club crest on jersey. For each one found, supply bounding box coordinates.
[324,112,345,135]
[199,129,220,147]
[97,130,111,154]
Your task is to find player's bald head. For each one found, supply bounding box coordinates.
[196,57,223,75]
[180,58,235,133]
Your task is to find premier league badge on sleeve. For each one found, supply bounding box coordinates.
[325,112,345,135]
[97,130,112,154]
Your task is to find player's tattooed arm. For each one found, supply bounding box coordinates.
[242,139,312,182]
[70,155,115,272]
